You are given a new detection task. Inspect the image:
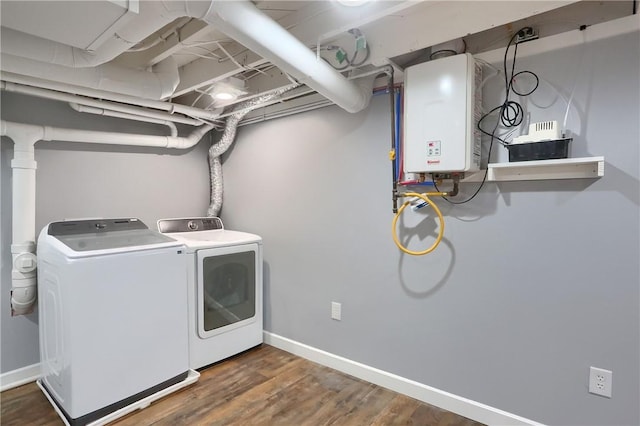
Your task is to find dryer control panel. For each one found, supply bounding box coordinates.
[158,217,224,233]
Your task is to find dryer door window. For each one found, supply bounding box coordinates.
[200,251,256,334]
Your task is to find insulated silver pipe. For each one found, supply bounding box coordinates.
[207,86,296,217]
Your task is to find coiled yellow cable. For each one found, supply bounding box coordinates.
[392,192,447,256]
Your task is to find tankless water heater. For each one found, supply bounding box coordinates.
[403,53,482,173]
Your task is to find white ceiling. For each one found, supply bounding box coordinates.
[0,0,633,123]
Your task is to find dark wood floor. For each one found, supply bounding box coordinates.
[1,345,484,425]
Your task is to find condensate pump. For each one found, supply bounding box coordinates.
[403,53,482,174]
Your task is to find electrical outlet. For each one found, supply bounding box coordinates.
[515,27,539,44]
[331,302,341,321]
[589,367,612,398]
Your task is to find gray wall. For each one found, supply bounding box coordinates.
[0,27,637,426]
[220,31,639,425]
[1,93,211,372]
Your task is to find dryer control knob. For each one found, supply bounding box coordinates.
[188,221,199,230]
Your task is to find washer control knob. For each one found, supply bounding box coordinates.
[188,221,199,231]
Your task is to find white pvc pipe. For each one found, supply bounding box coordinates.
[1,119,214,315]
[1,73,222,122]
[69,103,178,136]
[1,122,41,316]
[1,120,212,149]
[204,0,372,113]
[1,81,202,127]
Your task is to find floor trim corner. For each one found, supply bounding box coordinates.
[1,363,41,392]
[264,331,543,426]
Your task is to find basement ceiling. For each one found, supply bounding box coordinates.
[0,1,634,127]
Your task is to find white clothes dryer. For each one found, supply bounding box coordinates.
[158,217,263,370]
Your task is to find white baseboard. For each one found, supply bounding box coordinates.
[0,363,41,392]
[264,332,544,426]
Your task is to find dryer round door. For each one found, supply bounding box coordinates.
[196,244,258,338]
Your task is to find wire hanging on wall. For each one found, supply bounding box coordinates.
[434,27,540,204]
[477,27,540,146]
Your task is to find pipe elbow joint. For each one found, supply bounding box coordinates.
[447,183,459,197]
[348,77,375,113]
[166,137,191,149]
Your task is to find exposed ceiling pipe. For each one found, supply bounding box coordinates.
[1,119,215,315]
[0,2,210,68]
[1,120,213,150]
[0,54,179,100]
[1,0,373,113]
[202,1,373,113]
[1,81,205,127]
[1,73,222,122]
[68,103,178,136]
[126,17,193,53]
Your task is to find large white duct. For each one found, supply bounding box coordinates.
[1,120,214,315]
[0,2,210,68]
[1,54,179,100]
[1,0,373,113]
[202,1,373,113]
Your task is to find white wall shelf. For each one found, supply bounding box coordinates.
[462,156,605,183]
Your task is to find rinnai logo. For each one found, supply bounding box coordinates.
[427,160,441,164]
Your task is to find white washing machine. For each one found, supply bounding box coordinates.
[157,217,263,370]
[37,218,197,425]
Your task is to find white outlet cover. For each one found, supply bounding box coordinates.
[331,302,341,321]
[589,366,613,398]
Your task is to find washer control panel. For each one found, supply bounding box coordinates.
[48,218,147,235]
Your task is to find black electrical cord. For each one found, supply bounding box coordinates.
[438,27,539,204]
[320,46,351,70]
[320,45,370,70]
[350,45,370,67]
[319,28,370,71]
[495,28,540,130]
